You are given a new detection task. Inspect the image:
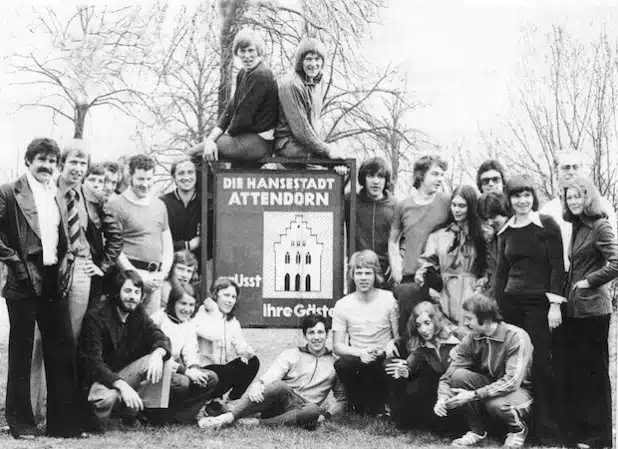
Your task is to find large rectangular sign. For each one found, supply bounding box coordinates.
[213,169,344,327]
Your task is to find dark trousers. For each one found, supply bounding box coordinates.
[393,277,427,341]
[564,314,612,448]
[231,380,321,428]
[217,133,273,168]
[169,369,219,424]
[334,354,388,415]
[5,286,84,437]
[500,293,561,444]
[204,356,260,400]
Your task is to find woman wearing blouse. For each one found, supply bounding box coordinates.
[562,176,617,449]
[494,174,565,446]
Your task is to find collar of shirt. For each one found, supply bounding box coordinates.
[473,321,507,342]
[173,188,196,204]
[421,333,460,350]
[497,211,543,236]
[123,188,151,206]
[25,170,57,196]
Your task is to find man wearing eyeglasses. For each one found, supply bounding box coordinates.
[476,160,506,195]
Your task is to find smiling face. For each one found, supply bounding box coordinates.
[509,190,534,216]
[557,153,582,190]
[216,285,238,315]
[236,44,262,70]
[174,294,196,323]
[84,174,105,192]
[174,160,196,193]
[302,52,323,80]
[352,266,376,293]
[565,186,585,216]
[117,279,143,314]
[462,309,483,336]
[479,169,503,194]
[304,321,327,354]
[173,263,195,284]
[61,152,89,186]
[415,311,436,342]
[130,168,154,199]
[28,152,58,184]
[451,194,468,223]
[420,163,445,195]
[365,172,386,200]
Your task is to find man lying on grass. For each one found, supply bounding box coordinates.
[198,313,346,429]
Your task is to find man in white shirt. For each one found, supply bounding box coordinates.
[0,138,85,439]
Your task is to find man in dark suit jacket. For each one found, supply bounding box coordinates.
[0,138,85,439]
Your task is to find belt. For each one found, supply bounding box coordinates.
[129,258,161,272]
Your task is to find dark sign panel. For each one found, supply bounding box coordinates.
[213,169,344,327]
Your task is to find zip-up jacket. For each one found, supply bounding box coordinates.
[345,189,398,275]
[259,346,346,416]
[437,322,532,402]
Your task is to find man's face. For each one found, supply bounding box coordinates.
[172,263,195,284]
[216,285,238,315]
[302,52,323,80]
[61,153,89,186]
[84,174,104,192]
[462,310,483,336]
[174,161,196,193]
[419,164,445,194]
[130,168,154,199]
[103,170,119,198]
[485,214,508,232]
[117,279,143,314]
[174,294,196,323]
[479,169,503,194]
[365,173,386,200]
[556,154,582,190]
[353,266,376,293]
[237,44,262,71]
[304,322,327,354]
[28,152,58,184]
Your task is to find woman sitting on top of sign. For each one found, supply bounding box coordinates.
[192,277,260,416]
[191,29,278,167]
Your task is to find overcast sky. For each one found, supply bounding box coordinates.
[0,0,616,180]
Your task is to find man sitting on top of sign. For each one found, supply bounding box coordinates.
[274,38,338,161]
[190,29,279,167]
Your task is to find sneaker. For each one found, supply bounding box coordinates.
[236,418,259,427]
[224,398,242,413]
[198,413,234,429]
[502,424,528,449]
[452,431,487,447]
[205,400,226,417]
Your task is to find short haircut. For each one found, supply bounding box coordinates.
[358,157,392,192]
[554,149,584,167]
[170,250,199,284]
[24,138,61,166]
[505,174,539,212]
[476,159,506,191]
[562,175,608,222]
[128,154,156,175]
[102,161,120,174]
[478,191,509,220]
[170,156,196,178]
[347,250,384,286]
[60,139,90,166]
[166,280,200,319]
[413,155,448,189]
[232,29,265,56]
[110,270,144,304]
[86,163,105,178]
[462,293,502,325]
[300,313,330,336]
[210,276,240,321]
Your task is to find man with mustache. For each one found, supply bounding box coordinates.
[0,138,86,439]
[78,270,172,432]
[107,154,173,316]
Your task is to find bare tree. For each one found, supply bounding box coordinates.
[10,5,165,138]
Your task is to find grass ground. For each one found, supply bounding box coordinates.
[0,312,615,449]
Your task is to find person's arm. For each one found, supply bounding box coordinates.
[416,231,440,285]
[230,320,255,359]
[436,337,475,402]
[193,306,222,341]
[543,216,565,295]
[325,375,347,418]
[492,233,509,302]
[586,220,618,287]
[0,188,27,278]
[78,313,121,388]
[388,225,404,284]
[97,196,123,274]
[180,327,202,371]
[600,196,617,239]
[142,313,172,362]
[160,229,173,278]
[332,330,364,358]
[259,349,294,386]
[226,69,274,136]
[214,70,242,134]
[278,78,330,156]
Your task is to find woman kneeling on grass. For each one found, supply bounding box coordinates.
[150,281,219,424]
[193,277,260,415]
[385,301,465,434]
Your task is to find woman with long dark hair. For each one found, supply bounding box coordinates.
[415,185,488,326]
[562,176,617,449]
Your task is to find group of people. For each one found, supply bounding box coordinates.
[0,25,616,449]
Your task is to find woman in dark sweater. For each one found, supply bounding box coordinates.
[562,176,617,449]
[191,29,278,166]
[494,174,565,446]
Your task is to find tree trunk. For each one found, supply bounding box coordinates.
[73,103,88,139]
[217,0,247,117]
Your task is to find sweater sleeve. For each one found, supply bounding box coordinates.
[222,69,273,136]
[417,231,441,282]
[142,313,172,361]
[181,327,201,369]
[216,71,241,132]
[586,220,618,288]
[437,337,475,401]
[493,234,509,302]
[193,307,222,341]
[326,374,347,417]
[260,349,295,385]
[542,216,566,294]
[231,319,254,357]
[278,79,330,156]
[78,313,120,389]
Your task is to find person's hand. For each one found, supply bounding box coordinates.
[84,261,104,277]
[13,261,29,282]
[445,388,475,409]
[385,359,409,379]
[414,271,425,286]
[189,236,201,251]
[474,276,488,291]
[385,340,400,358]
[481,223,495,242]
[146,350,164,384]
[434,398,448,417]
[548,303,562,331]
[359,349,376,364]
[140,273,158,292]
[247,381,265,403]
[185,368,211,387]
[317,414,326,424]
[572,279,590,290]
[333,165,349,177]
[170,360,180,373]
[115,380,143,411]
[202,138,218,161]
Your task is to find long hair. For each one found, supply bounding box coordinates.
[170,250,199,284]
[358,157,393,193]
[166,279,200,320]
[406,301,452,353]
[562,175,608,222]
[347,250,384,288]
[210,276,240,321]
[412,155,448,189]
[109,270,144,305]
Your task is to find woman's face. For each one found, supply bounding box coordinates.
[216,285,238,315]
[173,263,195,284]
[451,194,468,223]
[510,191,534,216]
[415,312,436,341]
[174,294,196,322]
[565,187,585,216]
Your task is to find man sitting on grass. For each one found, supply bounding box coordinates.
[434,293,533,449]
[197,313,346,429]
